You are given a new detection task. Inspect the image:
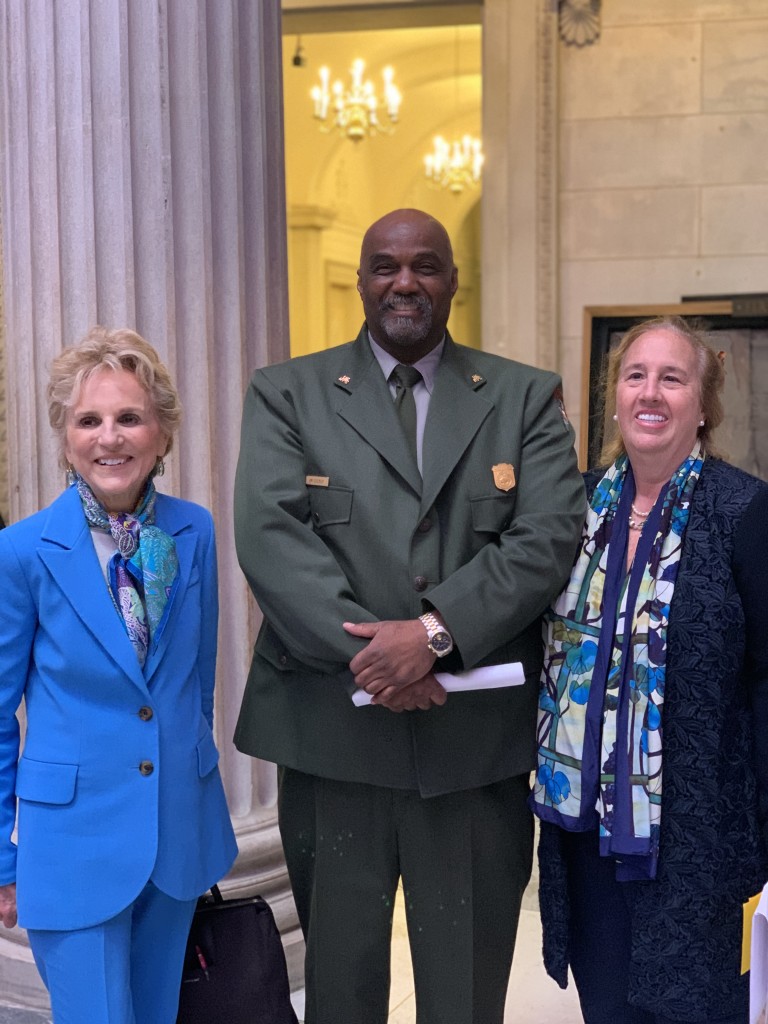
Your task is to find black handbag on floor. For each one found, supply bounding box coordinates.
[176,884,298,1024]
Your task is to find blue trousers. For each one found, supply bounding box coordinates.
[27,881,197,1024]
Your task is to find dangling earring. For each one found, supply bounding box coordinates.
[66,463,76,487]
[154,457,165,477]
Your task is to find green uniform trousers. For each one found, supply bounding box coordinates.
[278,768,533,1024]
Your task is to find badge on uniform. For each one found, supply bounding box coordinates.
[306,475,329,487]
[492,463,516,491]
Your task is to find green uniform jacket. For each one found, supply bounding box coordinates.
[234,329,585,797]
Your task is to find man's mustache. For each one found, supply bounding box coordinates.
[381,295,430,313]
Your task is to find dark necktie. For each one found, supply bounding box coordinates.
[390,363,423,462]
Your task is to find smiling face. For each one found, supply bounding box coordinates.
[357,209,458,363]
[64,368,168,513]
[616,328,704,478]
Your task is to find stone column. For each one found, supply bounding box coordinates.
[482,0,559,371]
[0,0,300,1007]
[287,203,338,357]
[0,188,6,525]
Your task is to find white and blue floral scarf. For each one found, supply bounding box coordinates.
[531,444,703,880]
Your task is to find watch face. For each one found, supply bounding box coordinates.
[429,631,453,654]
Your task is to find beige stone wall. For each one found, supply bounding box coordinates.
[558,0,768,443]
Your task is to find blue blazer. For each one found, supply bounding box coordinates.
[0,486,237,931]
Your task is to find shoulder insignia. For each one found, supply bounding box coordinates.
[553,385,570,427]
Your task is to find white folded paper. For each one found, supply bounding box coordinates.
[351,661,526,706]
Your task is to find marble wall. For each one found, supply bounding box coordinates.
[557,0,768,441]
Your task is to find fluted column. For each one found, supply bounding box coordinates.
[0,188,6,525]
[0,0,299,1007]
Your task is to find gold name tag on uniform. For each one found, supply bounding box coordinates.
[492,463,516,491]
[306,475,330,487]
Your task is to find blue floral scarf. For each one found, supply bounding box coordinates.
[531,444,703,880]
[75,475,179,667]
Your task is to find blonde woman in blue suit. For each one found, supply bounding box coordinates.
[0,327,237,1024]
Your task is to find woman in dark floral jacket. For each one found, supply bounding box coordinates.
[532,317,768,1024]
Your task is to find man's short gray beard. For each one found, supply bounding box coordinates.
[380,298,432,346]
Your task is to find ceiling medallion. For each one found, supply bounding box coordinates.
[559,0,601,48]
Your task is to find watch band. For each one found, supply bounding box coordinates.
[419,611,454,657]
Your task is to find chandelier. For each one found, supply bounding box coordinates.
[423,29,484,194]
[424,134,484,194]
[310,59,401,142]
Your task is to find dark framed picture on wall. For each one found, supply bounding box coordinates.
[581,299,768,481]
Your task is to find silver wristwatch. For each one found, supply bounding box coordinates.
[419,611,454,658]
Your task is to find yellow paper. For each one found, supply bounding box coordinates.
[743,891,762,974]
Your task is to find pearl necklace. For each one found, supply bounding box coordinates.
[628,501,652,532]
